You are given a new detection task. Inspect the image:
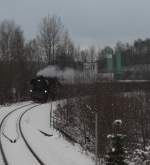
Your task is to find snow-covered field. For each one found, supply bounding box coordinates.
[0,101,95,165]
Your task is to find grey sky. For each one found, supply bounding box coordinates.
[0,0,150,47]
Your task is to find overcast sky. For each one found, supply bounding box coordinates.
[0,0,150,47]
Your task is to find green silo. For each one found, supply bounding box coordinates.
[114,50,122,79]
[106,53,113,73]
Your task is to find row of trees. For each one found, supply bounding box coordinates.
[0,21,35,103]
[98,39,150,66]
[1,14,150,103]
[0,15,77,103]
[0,15,105,103]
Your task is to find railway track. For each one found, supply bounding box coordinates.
[0,102,45,165]
[19,105,45,165]
[0,103,34,165]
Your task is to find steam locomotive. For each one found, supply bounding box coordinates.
[30,65,81,102]
[30,76,61,102]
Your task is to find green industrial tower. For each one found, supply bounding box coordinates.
[114,50,122,79]
[106,53,113,73]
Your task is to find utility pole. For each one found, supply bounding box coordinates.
[95,112,98,165]
[50,101,53,127]
[86,104,98,165]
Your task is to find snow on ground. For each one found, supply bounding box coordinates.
[0,101,138,165]
[0,101,32,123]
[1,136,39,165]
[0,101,95,165]
[22,102,95,165]
[2,103,36,142]
[0,101,34,165]
[1,103,40,165]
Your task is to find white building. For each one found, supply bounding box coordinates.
[82,61,98,82]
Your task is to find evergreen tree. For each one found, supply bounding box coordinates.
[106,120,127,165]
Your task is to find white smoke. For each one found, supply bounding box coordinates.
[37,65,99,83]
[37,65,76,83]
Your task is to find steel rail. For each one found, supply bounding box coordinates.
[0,102,34,165]
[19,104,45,165]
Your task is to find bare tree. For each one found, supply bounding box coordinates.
[89,45,97,62]
[0,20,19,61]
[0,20,37,102]
[55,30,75,69]
[38,15,64,64]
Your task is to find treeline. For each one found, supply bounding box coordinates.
[1,14,150,103]
[120,39,150,66]
[0,21,38,103]
[0,16,77,103]
[98,39,150,66]
[0,15,100,103]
